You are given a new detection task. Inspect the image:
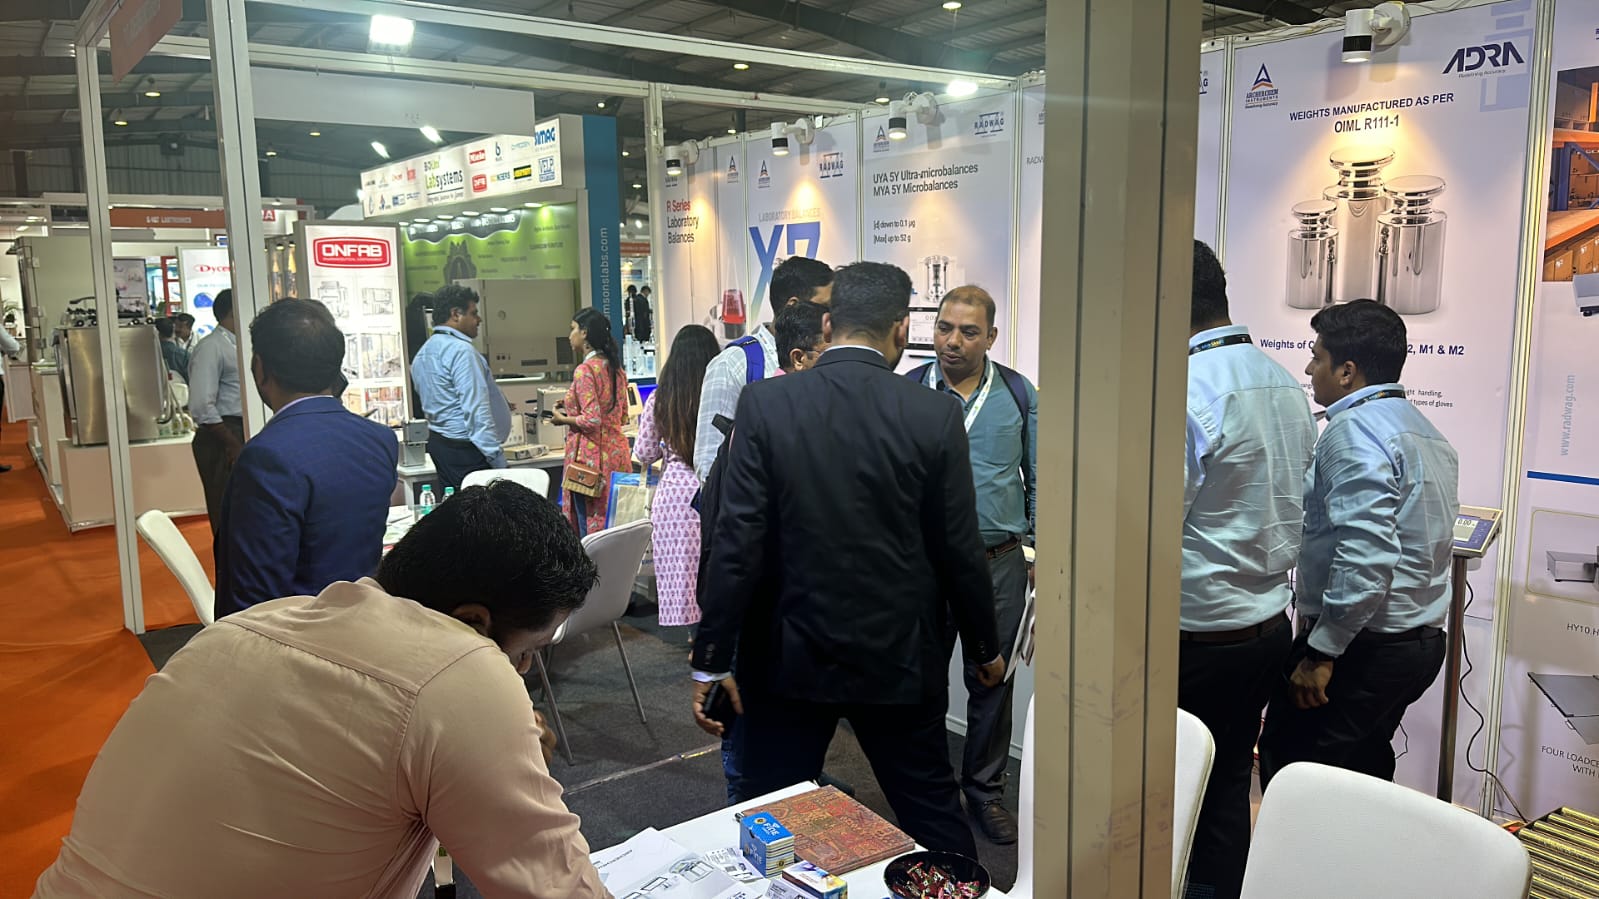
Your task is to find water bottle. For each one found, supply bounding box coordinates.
[443,487,455,501]
[418,484,436,518]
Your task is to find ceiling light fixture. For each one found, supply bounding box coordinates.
[875,82,892,105]
[942,0,961,9]
[461,210,479,217]
[490,206,509,213]
[112,111,128,126]
[369,14,414,47]
[728,128,738,134]
[632,182,643,189]
[597,101,607,109]
[621,149,630,157]
[887,94,938,140]
[371,141,390,159]
[947,79,979,97]
[1343,2,1410,64]
[265,148,278,157]
[309,129,322,137]
[733,62,750,70]
[142,78,161,98]
[665,141,699,177]
[420,124,442,143]
[525,202,542,208]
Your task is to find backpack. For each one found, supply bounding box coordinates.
[906,360,1034,523]
[731,334,764,383]
[694,414,737,600]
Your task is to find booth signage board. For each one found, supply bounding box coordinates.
[1220,0,1536,799]
[1499,0,1599,820]
[297,223,408,428]
[361,123,559,219]
[658,144,723,348]
[251,69,537,136]
[178,247,231,339]
[110,0,182,80]
[860,94,1018,370]
[112,259,150,316]
[1014,85,1045,383]
[109,207,227,229]
[581,116,624,337]
[1196,48,1226,250]
[402,205,579,296]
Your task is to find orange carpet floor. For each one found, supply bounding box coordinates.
[0,416,210,897]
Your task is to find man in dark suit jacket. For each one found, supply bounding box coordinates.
[214,298,399,618]
[690,261,1004,857]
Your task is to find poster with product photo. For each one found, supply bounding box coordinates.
[860,93,1018,369]
[178,247,232,338]
[740,119,860,336]
[1499,0,1599,820]
[298,222,409,427]
[1222,0,1537,800]
[704,142,751,344]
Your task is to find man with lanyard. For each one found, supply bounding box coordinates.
[1178,242,1315,899]
[410,284,512,492]
[188,289,243,537]
[1260,299,1458,789]
[908,285,1036,845]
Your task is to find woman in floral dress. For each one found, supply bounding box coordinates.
[633,325,721,628]
[551,308,630,536]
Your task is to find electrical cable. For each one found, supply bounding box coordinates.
[1457,580,1531,822]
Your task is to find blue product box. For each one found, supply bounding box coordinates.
[739,812,795,874]
[782,860,847,899]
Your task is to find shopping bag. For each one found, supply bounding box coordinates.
[606,469,659,529]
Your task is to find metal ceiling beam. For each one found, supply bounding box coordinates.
[1,0,91,21]
[0,53,213,77]
[0,90,215,112]
[1207,1,1323,26]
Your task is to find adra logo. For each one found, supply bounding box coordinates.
[873,126,891,152]
[1443,41,1525,75]
[727,157,739,184]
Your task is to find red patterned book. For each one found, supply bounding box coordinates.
[736,786,915,875]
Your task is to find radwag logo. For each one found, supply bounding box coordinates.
[1200,68,1210,96]
[973,111,1005,137]
[1245,64,1279,109]
[1443,41,1525,76]
[757,160,771,189]
[873,126,891,152]
[727,157,740,184]
[819,152,844,179]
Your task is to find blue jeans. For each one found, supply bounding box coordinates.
[722,717,744,804]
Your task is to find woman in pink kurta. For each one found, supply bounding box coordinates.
[552,308,630,536]
[633,325,721,627]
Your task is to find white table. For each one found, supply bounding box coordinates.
[651,781,1010,898]
[394,451,565,505]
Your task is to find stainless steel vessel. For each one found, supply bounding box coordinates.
[57,324,174,445]
[1324,145,1395,303]
[1286,199,1338,310]
[1377,175,1448,316]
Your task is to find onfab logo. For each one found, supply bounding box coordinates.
[1443,41,1525,75]
[472,173,489,193]
[469,148,488,164]
[313,237,390,268]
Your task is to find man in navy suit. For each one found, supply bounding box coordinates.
[214,298,399,618]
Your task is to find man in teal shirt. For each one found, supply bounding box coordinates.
[911,285,1037,845]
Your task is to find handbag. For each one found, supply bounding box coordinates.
[562,461,605,497]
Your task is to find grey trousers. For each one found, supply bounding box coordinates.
[961,543,1029,805]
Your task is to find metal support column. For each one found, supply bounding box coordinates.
[75,41,145,634]
[1438,554,1469,802]
[644,83,668,365]
[206,0,271,436]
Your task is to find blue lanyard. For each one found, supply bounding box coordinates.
[1188,333,1252,355]
[1347,388,1406,410]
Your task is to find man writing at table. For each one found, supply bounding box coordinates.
[213,298,398,617]
[35,482,611,898]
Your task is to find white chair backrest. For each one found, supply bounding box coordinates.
[461,467,551,496]
[555,519,653,643]
[1013,698,1037,898]
[1240,762,1531,899]
[1171,709,1215,899]
[135,510,215,626]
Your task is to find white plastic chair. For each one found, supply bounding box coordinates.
[531,518,653,764]
[1010,701,1216,899]
[1240,762,1531,899]
[135,510,215,626]
[1172,709,1215,899]
[461,466,551,497]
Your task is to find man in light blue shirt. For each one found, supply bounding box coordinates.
[1260,299,1458,788]
[409,284,511,491]
[188,289,243,535]
[1178,242,1315,899]
[908,285,1036,847]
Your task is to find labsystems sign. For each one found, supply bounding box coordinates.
[313,237,391,268]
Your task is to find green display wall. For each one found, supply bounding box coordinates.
[402,204,579,297]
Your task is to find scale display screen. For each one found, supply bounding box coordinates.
[1453,506,1503,558]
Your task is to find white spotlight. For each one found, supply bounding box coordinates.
[1343,3,1410,64]
[369,14,414,47]
[420,125,442,143]
[371,141,390,159]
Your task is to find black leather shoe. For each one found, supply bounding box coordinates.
[0,464,11,473]
[970,799,1018,845]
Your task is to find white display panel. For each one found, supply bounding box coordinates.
[178,247,232,339]
[1014,85,1045,384]
[298,223,409,427]
[1196,47,1226,250]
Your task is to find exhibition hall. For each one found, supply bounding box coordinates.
[3,0,1598,896]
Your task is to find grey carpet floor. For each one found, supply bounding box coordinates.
[139,602,1022,898]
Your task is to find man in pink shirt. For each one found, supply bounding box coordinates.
[34,482,611,899]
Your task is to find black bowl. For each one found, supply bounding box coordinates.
[884,850,991,898]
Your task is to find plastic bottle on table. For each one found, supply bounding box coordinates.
[418,484,436,518]
[443,487,455,501]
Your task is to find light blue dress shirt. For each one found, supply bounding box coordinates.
[1183,326,1317,631]
[187,326,241,425]
[409,326,510,468]
[925,358,1038,546]
[1298,383,1459,657]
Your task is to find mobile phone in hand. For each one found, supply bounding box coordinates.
[702,681,740,729]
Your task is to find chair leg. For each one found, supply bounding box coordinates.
[532,651,574,765]
[613,621,648,724]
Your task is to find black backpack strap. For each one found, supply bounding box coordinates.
[994,363,1034,527]
[905,361,936,385]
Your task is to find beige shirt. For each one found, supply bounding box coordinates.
[34,579,612,899]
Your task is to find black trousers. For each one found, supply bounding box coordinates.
[1258,624,1446,789]
[961,545,1028,805]
[427,432,492,493]
[192,416,244,536]
[1177,617,1292,899]
[734,690,978,858]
